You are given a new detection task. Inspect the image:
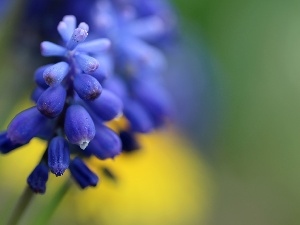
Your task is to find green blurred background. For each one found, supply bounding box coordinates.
[173,0,300,224]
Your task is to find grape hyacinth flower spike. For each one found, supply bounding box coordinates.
[0,1,175,194]
[0,15,122,193]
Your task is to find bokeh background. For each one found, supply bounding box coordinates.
[173,0,300,224]
[1,0,300,225]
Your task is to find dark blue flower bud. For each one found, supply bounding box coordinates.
[34,64,53,89]
[119,130,140,152]
[86,89,123,121]
[69,157,99,189]
[31,87,44,103]
[40,41,66,57]
[74,74,102,100]
[89,54,113,83]
[67,27,88,50]
[7,107,47,144]
[103,76,128,99]
[43,61,69,87]
[0,132,23,154]
[57,15,76,42]
[64,105,95,149]
[86,125,121,160]
[74,53,99,74]
[123,100,153,133]
[27,162,49,194]
[48,136,70,176]
[133,80,172,126]
[37,85,66,118]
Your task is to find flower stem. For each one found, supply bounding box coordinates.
[31,179,72,225]
[6,186,34,225]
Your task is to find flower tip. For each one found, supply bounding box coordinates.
[79,140,90,150]
[78,22,89,32]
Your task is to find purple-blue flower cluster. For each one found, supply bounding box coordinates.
[0,0,175,194]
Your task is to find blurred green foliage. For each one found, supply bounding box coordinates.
[173,0,300,225]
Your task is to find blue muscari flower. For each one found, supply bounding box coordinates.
[86,124,121,160]
[6,107,48,145]
[64,104,95,150]
[37,85,66,118]
[1,0,176,193]
[48,136,70,176]
[73,73,102,100]
[27,162,49,194]
[0,132,23,154]
[69,157,99,189]
[86,89,123,121]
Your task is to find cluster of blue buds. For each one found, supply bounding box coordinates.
[0,0,176,193]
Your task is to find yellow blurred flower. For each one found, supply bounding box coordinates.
[0,100,213,225]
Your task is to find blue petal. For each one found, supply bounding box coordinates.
[7,107,48,144]
[57,15,76,42]
[48,136,70,176]
[78,22,89,32]
[127,16,165,40]
[75,54,99,74]
[37,85,66,118]
[64,105,95,149]
[66,28,88,50]
[86,125,121,160]
[133,80,173,126]
[89,53,113,83]
[74,74,102,101]
[76,38,111,53]
[86,89,123,121]
[43,61,69,87]
[40,41,66,57]
[0,131,23,154]
[69,157,98,189]
[31,87,45,103]
[103,76,128,99]
[123,99,153,133]
[34,64,53,89]
[27,162,49,194]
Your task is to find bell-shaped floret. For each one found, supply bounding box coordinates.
[27,162,49,194]
[74,53,99,74]
[76,38,111,53]
[7,107,47,144]
[43,61,69,87]
[86,125,121,160]
[133,80,172,126]
[34,64,53,89]
[40,41,66,57]
[74,74,102,101]
[48,136,70,176]
[103,76,128,99]
[123,99,153,133]
[57,15,76,42]
[64,105,95,149]
[89,54,113,83]
[66,27,88,50]
[37,85,66,118]
[86,89,123,121]
[69,157,99,189]
[0,131,23,154]
[31,87,44,103]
